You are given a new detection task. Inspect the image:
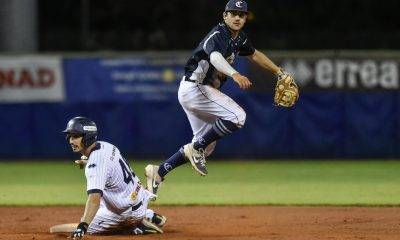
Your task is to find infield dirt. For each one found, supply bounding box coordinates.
[0,206,399,240]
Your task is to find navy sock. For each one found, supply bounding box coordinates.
[193,119,240,151]
[158,148,187,178]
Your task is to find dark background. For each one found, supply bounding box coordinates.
[1,0,400,159]
[38,0,400,51]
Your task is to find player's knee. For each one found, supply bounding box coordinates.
[145,209,155,221]
[225,109,246,128]
[236,109,246,127]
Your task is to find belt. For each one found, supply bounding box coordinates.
[183,76,205,85]
[185,78,196,83]
[132,201,143,211]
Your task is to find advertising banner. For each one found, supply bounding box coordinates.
[63,54,251,102]
[0,56,65,102]
[1,52,399,159]
[248,57,399,92]
[63,56,189,102]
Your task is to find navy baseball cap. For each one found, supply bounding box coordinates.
[225,0,249,13]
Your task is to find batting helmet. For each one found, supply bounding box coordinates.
[62,117,98,147]
[225,0,248,13]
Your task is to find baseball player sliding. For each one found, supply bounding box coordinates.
[145,0,298,197]
[62,117,166,239]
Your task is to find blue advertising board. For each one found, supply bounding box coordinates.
[63,57,185,102]
[0,53,399,159]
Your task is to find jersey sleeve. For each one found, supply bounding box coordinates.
[239,37,255,56]
[203,31,229,56]
[85,151,108,196]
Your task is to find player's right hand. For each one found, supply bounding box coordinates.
[71,228,85,239]
[70,222,88,239]
[75,156,88,169]
[232,73,252,89]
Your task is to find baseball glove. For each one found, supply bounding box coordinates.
[274,69,299,107]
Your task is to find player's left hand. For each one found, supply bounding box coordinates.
[274,69,299,107]
[232,72,252,89]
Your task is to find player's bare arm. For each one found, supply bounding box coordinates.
[80,193,101,224]
[247,49,299,106]
[71,193,101,239]
[247,49,281,75]
[210,51,252,89]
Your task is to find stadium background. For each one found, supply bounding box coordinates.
[1,0,399,159]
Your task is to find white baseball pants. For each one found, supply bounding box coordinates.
[87,189,155,234]
[178,80,246,156]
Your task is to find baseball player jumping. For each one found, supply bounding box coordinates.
[63,117,166,239]
[146,0,297,196]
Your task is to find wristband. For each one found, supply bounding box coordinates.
[77,222,89,233]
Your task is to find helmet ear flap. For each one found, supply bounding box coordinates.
[82,133,97,147]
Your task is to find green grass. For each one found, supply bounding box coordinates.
[0,161,399,206]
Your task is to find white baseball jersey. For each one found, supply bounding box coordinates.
[85,141,145,214]
[85,141,156,234]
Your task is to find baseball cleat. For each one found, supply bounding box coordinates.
[183,143,208,176]
[132,219,163,235]
[145,164,163,198]
[151,213,167,227]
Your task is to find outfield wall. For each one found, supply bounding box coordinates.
[0,51,399,159]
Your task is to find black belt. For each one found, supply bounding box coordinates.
[185,78,196,83]
[132,201,142,211]
[183,76,205,85]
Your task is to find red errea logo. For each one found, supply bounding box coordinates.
[0,68,55,88]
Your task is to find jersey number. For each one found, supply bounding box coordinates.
[119,158,136,184]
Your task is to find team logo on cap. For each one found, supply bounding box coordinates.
[236,1,243,8]
[164,163,173,172]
